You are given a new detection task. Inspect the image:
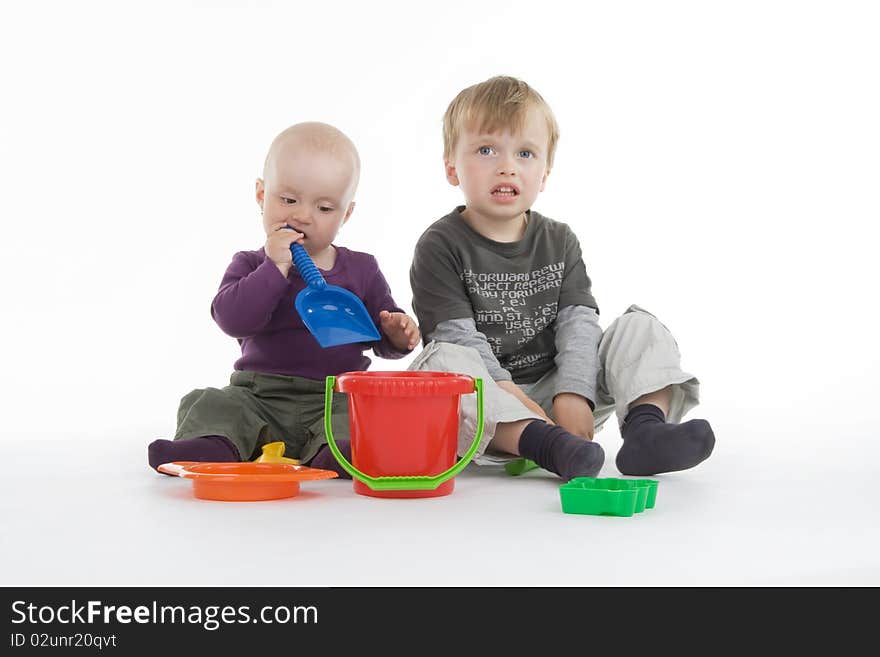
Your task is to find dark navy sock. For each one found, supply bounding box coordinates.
[617,404,715,475]
[308,440,353,480]
[517,420,605,481]
[148,435,239,473]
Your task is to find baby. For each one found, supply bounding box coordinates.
[148,122,419,475]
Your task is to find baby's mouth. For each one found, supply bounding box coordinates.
[491,185,520,197]
[284,224,307,238]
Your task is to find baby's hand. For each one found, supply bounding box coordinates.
[264,223,305,276]
[379,311,420,351]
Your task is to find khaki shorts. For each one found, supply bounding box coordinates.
[408,305,700,465]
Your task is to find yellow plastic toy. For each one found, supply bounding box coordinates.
[254,441,300,465]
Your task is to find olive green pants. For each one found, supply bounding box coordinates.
[174,371,350,462]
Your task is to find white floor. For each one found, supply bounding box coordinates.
[2,416,878,587]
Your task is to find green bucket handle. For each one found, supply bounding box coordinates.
[323,375,484,491]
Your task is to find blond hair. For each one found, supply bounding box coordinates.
[443,76,560,167]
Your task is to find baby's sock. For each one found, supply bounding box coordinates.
[148,435,239,473]
[616,404,715,475]
[308,440,353,480]
[517,420,605,481]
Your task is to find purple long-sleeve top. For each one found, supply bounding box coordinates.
[211,246,411,380]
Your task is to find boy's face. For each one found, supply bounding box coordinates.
[445,107,551,224]
[256,146,357,256]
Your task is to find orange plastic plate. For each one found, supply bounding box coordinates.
[157,461,338,501]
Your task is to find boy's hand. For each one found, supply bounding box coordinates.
[552,393,595,440]
[379,311,420,351]
[497,380,554,424]
[265,222,305,277]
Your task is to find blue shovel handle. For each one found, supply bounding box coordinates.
[290,242,326,289]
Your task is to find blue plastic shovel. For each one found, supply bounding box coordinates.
[289,242,381,348]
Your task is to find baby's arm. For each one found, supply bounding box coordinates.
[360,256,416,359]
[211,253,290,338]
[378,310,420,351]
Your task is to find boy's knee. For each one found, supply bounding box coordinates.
[622,305,657,323]
[615,306,669,335]
[604,307,680,359]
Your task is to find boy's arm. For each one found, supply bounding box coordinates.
[411,228,553,419]
[211,253,291,338]
[554,223,601,405]
[553,305,601,407]
[550,224,603,438]
[429,319,553,423]
[409,230,477,339]
[428,318,511,382]
[411,233,516,380]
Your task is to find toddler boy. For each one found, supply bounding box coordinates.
[409,76,715,479]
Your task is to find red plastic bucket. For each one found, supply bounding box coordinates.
[323,372,485,498]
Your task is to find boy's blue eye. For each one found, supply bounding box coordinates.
[518,150,533,159]
[478,146,494,156]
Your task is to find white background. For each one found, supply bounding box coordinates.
[1,1,878,586]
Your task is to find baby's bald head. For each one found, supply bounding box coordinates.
[262,122,360,200]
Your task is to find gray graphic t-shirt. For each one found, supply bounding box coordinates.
[410,207,598,383]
